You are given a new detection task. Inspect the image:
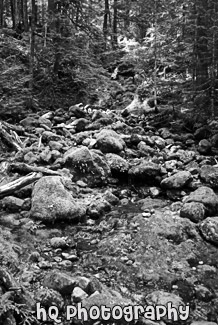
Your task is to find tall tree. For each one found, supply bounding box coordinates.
[0,0,3,27]
[103,0,109,49]
[112,0,118,48]
[30,0,36,94]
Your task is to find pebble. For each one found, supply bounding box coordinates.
[61,253,79,261]
[142,212,151,218]
[71,287,88,303]
[59,260,73,268]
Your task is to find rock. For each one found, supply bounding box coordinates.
[105,153,129,177]
[24,151,38,164]
[48,141,63,151]
[50,237,68,249]
[35,288,64,309]
[138,142,155,157]
[159,128,172,139]
[64,147,110,186]
[198,139,211,154]
[195,285,214,302]
[194,126,210,141]
[211,134,218,148]
[139,198,168,210]
[185,186,218,215]
[151,135,166,149]
[1,196,24,212]
[43,271,77,295]
[103,190,119,205]
[199,217,218,245]
[38,117,52,128]
[30,176,86,222]
[69,105,86,118]
[29,251,40,262]
[0,268,16,291]
[128,161,160,181]
[71,286,88,302]
[42,131,62,142]
[180,202,205,223]
[87,198,111,219]
[95,129,125,153]
[199,165,218,188]
[40,147,52,163]
[71,118,89,132]
[74,276,90,292]
[20,116,38,128]
[161,171,192,189]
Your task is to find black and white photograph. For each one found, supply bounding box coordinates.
[0,0,218,324]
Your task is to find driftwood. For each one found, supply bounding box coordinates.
[0,122,23,151]
[0,172,41,197]
[10,162,63,176]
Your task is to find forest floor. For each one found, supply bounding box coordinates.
[1,90,218,325]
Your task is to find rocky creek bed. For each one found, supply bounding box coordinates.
[1,105,218,325]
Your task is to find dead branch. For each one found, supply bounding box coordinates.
[10,162,63,176]
[0,122,23,151]
[0,172,41,198]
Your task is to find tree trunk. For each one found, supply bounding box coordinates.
[112,0,118,48]
[103,0,109,50]
[22,0,28,31]
[10,0,15,28]
[195,0,209,89]
[29,0,35,95]
[124,0,130,30]
[0,0,4,27]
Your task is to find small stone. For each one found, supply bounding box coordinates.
[29,251,40,262]
[38,261,52,269]
[71,286,88,303]
[50,237,68,249]
[76,180,87,187]
[59,260,73,268]
[142,212,151,218]
[61,253,79,261]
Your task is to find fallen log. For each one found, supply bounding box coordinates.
[0,122,23,151]
[0,172,41,198]
[10,162,63,176]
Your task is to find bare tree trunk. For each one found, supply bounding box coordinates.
[29,0,35,96]
[0,0,4,27]
[41,0,45,24]
[22,0,28,31]
[112,0,118,49]
[103,0,109,50]
[154,0,158,113]
[10,0,15,28]
[124,0,130,30]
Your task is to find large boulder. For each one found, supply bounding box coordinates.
[199,217,218,245]
[180,202,205,223]
[43,271,77,295]
[128,161,160,182]
[64,146,110,186]
[30,176,85,222]
[185,186,218,215]
[95,129,125,153]
[199,165,218,188]
[105,153,129,178]
[198,139,211,155]
[161,171,192,189]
